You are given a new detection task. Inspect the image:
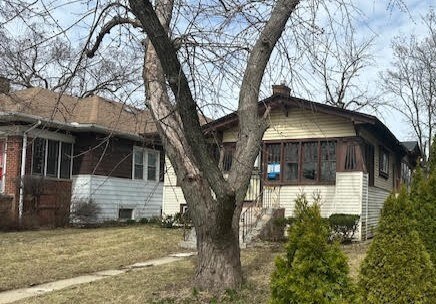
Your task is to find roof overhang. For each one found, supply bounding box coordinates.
[0,111,153,142]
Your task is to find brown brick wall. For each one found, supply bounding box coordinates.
[22,178,72,227]
[4,136,22,219]
[1,136,72,228]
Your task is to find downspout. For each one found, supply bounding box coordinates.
[18,120,41,225]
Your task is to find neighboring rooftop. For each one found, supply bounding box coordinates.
[0,87,156,135]
[401,141,420,152]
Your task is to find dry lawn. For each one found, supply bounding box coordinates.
[0,225,184,292]
[18,242,370,304]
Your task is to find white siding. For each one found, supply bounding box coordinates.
[162,157,186,215]
[366,186,390,238]
[223,108,356,143]
[274,172,364,240]
[72,175,163,221]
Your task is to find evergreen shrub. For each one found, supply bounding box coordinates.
[270,194,355,304]
[359,190,435,303]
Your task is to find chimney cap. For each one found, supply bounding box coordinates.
[272,84,291,97]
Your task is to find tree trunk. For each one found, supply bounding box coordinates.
[181,178,243,289]
[195,219,242,289]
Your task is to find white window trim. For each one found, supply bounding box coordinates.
[31,138,73,179]
[132,146,160,181]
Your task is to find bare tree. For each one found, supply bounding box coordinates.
[1,0,407,291]
[303,15,378,110]
[0,23,143,102]
[382,8,436,163]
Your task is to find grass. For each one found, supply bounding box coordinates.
[0,225,184,292]
[17,242,370,304]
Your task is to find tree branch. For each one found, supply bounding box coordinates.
[87,16,142,58]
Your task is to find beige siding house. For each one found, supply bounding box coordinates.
[162,85,419,241]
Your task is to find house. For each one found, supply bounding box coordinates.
[0,78,163,227]
[162,85,420,241]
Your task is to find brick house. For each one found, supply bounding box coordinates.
[0,79,163,228]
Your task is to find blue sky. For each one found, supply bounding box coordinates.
[353,0,433,140]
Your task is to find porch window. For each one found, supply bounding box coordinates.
[147,151,157,181]
[32,138,45,175]
[266,143,281,181]
[133,150,144,179]
[222,144,235,172]
[60,143,73,179]
[321,141,336,182]
[132,147,160,181]
[379,147,389,179]
[283,142,299,182]
[302,142,318,181]
[46,140,59,177]
[31,138,73,179]
[264,140,336,184]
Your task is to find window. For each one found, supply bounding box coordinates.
[60,143,73,179]
[32,138,45,175]
[321,141,336,182]
[159,150,165,182]
[363,143,374,186]
[46,140,59,177]
[147,151,157,181]
[283,143,299,182]
[180,203,188,215]
[401,162,411,187]
[31,138,72,179]
[264,140,336,184]
[302,142,318,181]
[132,147,160,181]
[133,150,144,179]
[222,144,235,172]
[379,147,389,178]
[344,144,357,170]
[118,208,133,220]
[266,143,281,181]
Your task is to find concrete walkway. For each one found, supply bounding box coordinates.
[0,252,196,304]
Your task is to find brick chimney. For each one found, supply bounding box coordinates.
[272,84,291,97]
[0,76,11,94]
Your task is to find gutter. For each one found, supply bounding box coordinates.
[0,111,145,142]
[18,120,41,225]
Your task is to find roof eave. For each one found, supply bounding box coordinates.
[0,112,147,142]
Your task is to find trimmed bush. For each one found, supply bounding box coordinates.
[270,194,355,304]
[138,217,149,224]
[359,190,435,303]
[70,199,101,225]
[329,213,360,243]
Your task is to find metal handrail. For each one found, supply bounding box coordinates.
[240,184,281,243]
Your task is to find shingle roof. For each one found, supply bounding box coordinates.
[0,87,157,135]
